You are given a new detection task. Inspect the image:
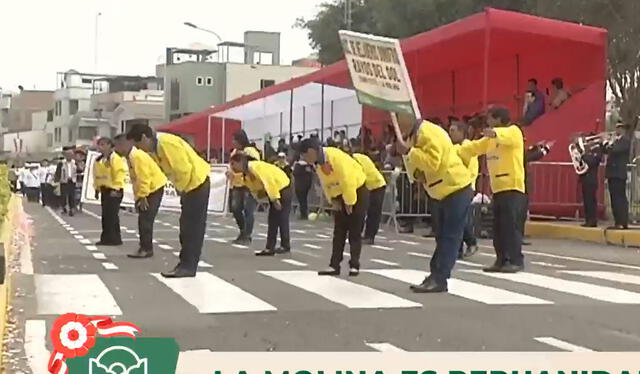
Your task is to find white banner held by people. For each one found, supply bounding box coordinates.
[338,30,421,118]
[80,151,229,214]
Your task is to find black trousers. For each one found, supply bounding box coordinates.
[178,178,210,272]
[364,186,385,239]
[40,183,48,206]
[100,187,123,244]
[492,190,527,266]
[61,181,76,212]
[294,181,311,220]
[608,178,628,227]
[330,185,369,270]
[266,186,292,250]
[138,187,164,251]
[581,182,598,225]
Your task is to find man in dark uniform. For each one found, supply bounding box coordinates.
[603,121,631,229]
[579,140,603,227]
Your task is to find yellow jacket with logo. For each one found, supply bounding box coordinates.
[244,160,290,200]
[404,121,470,200]
[353,153,386,191]
[315,147,366,206]
[128,147,167,200]
[454,139,479,191]
[93,152,127,190]
[458,124,524,194]
[231,146,262,188]
[152,132,210,193]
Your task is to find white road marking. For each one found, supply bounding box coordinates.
[198,261,213,268]
[73,235,83,239]
[82,209,102,220]
[126,229,137,234]
[343,251,350,257]
[281,259,308,267]
[153,272,275,313]
[532,261,567,269]
[367,269,552,305]
[172,226,180,230]
[232,244,248,249]
[69,230,79,235]
[79,239,91,244]
[316,234,330,239]
[372,245,393,251]
[208,238,227,243]
[394,240,419,246]
[20,240,34,275]
[257,233,267,238]
[296,250,321,258]
[377,236,387,240]
[35,274,122,315]
[259,223,268,228]
[224,225,236,229]
[92,253,107,260]
[561,271,640,286]
[25,320,49,374]
[102,262,118,270]
[292,229,306,234]
[260,270,421,309]
[304,244,322,249]
[365,342,406,352]
[534,337,593,352]
[370,259,399,266]
[85,245,98,251]
[456,260,483,268]
[159,244,174,250]
[163,222,172,226]
[408,252,430,258]
[470,270,640,304]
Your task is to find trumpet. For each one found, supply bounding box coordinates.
[568,131,618,175]
[582,131,617,147]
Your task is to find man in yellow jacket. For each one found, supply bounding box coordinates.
[127,125,210,278]
[229,153,292,256]
[459,107,526,273]
[352,151,387,245]
[114,134,167,259]
[449,122,479,259]
[299,138,369,276]
[396,113,472,293]
[93,137,127,246]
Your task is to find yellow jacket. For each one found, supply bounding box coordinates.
[404,121,470,200]
[231,146,262,188]
[128,147,167,200]
[454,139,479,191]
[458,124,525,194]
[152,132,210,193]
[245,160,290,200]
[315,147,366,206]
[93,152,127,190]
[353,153,386,191]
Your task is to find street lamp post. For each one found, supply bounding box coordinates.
[94,12,102,72]
[183,22,223,44]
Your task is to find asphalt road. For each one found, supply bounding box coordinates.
[7,200,640,372]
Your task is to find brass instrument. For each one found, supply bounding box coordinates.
[569,131,617,175]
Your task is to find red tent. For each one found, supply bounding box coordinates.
[159,8,607,217]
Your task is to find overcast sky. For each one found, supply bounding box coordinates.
[0,0,326,92]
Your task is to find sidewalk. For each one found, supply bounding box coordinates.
[526,220,640,247]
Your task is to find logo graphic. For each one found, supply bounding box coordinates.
[89,345,147,374]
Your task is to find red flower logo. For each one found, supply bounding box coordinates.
[50,313,97,359]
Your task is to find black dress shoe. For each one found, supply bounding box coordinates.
[497,263,524,273]
[348,267,359,276]
[483,262,504,272]
[318,268,340,276]
[96,241,122,246]
[255,249,276,256]
[161,267,196,278]
[464,245,479,258]
[410,279,447,293]
[127,249,153,259]
[275,247,291,254]
[362,237,374,245]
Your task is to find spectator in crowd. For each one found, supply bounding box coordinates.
[550,77,570,109]
[277,138,288,154]
[38,159,53,207]
[579,137,602,227]
[21,163,41,202]
[74,149,86,213]
[293,149,314,220]
[228,130,261,244]
[522,78,545,125]
[57,146,78,216]
[603,121,631,230]
[274,152,292,177]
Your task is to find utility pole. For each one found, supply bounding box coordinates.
[344,0,352,30]
[94,12,102,72]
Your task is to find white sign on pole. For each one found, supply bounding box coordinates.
[338,30,421,118]
[81,151,229,215]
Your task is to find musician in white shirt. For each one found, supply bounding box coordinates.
[20,164,41,202]
[38,159,53,207]
[58,147,78,216]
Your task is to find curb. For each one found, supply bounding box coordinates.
[525,221,640,247]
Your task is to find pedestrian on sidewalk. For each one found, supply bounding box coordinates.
[93,137,126,246]
[351,150,386,246]
[299,138,369,277]
[38,159,52,207]
[20,163,42,203]
[57,147,78,216]
[127,125,210,278]
[230,153,292,256]
[114,134,167,259]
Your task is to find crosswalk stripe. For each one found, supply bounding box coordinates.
[159,244,173,250]
[408,252,429,258]
[304,244,321,249]
[561,271,640,286]
[35,274,122,315]
[260,270,421,309]
[468,270,640,304]
[152,273,276,314]
[316,234,330,238]
[102,262,118,270]
[372,245,393,251]
[370,259,398,267]
[92,253,107,260]
[532,262,566,269]
[281,259,308,267]
[365,342,406,352]
[534,337,593,352]
[367,269,552,305]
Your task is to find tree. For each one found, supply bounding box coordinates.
[296,0,639,128]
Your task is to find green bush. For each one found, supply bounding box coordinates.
[0,165,10,224]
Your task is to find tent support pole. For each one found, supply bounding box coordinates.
[515,54,521,113]
[207,114,212,161]
[302,106,306,136]
[451,71,456,114]
[279,112,283,139]
[221,118,226,163]
[320,82,325,141]
[330,100,334,135]
[482,10,491,111]
[289,89,293,142]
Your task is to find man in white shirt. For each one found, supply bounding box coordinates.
[21,163,41,202]
[38,159,52,207]
[59,147,78,216]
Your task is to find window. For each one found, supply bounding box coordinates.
[68,128,74,142]
[55,101,61,116]
[82,78,92,84]
[54,127,61,143]
[253,51,273,65]
[78,127,97,140]
[47,134,53,147]
[47,110,53,122]
[196,76,204,86]
[205,76,214,86]
[69,100,79,115]
[260,79,275,89]
[170,79,180,111]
